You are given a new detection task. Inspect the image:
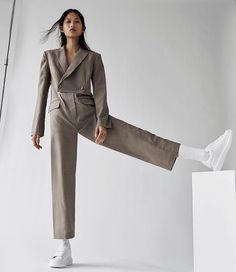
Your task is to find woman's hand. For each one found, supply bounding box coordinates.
[31,134,42,149]
[95,125,107,144]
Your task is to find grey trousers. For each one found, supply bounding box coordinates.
[49,92,180,239]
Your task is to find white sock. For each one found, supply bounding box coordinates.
[58,239,70,250]
[178,144,210,162]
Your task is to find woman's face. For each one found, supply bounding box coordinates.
[60,12,84,38]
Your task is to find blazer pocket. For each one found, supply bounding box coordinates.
[48,99,60,113]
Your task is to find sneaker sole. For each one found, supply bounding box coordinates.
[214,130,232,171]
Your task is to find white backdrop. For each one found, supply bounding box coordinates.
[0,0,235,271]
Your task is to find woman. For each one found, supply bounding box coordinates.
[31,8,233,268]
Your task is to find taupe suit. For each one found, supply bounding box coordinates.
[31,45,180,239]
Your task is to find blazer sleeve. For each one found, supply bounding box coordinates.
[91,53,112,129]
[31,51,51,137]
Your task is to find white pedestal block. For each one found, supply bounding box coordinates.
[192,170,236,272]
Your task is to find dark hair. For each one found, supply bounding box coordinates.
[40,8,91,51]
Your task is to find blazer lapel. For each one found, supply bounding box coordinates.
[57,45,89,83]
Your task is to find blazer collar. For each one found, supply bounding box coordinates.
[57,44,89,83]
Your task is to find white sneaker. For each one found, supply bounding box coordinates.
[201,129,233,171]
[48,242,73,268]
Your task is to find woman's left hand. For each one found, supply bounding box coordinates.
[95,125,108,144]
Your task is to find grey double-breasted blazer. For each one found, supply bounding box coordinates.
[31,45,112,137]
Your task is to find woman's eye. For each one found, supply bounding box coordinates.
[66,21,80,23]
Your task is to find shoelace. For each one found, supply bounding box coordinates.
[207,133,229,165]
[52,246,71,258]
[207,134,225,155]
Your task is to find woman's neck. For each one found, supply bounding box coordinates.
[65,39,80,54]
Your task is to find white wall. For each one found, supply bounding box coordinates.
[216,3,236,170]
[0,0,235,271]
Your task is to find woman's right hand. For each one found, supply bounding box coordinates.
[31,134,42,150]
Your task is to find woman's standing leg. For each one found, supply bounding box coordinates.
[50,97,78,239]
[48,94,82,268]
